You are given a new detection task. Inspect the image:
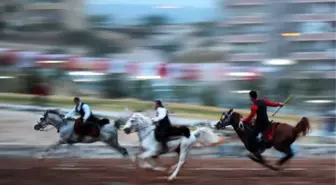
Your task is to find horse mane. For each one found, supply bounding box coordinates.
[134,112,152,125]
[232,112,242,119]
[46,109,64,117]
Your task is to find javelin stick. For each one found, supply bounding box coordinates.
[271,94,293,117]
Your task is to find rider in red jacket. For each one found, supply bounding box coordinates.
[242,91,283,155]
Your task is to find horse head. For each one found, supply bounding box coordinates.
[216,109,244,130]
[34,109,65,131]
[215,108,234,129]
[122,112,152,134]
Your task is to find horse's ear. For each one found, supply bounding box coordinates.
[228,108,233,114]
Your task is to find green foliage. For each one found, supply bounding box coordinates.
[140,15,170,27]
[152,41,181,55]
[193,21,216,37]
[87,38,123,57]
[0,14,5,35]
[20,69,43,94]
[172,84,191,102]
[87,15,112,28]
[139,15,170,36]
[131,80,154,101]
[62,30,96,46]
[62,30,123,56]
[199,85,218,106]
[17,22,62,31]
[100,73,130,98]
[276,79,293,100]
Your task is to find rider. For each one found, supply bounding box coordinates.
[241,90,283,153]
[152,99,171,153]
[64,97,98,135]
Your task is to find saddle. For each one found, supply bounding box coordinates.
[74,118,110,137]
[262,121,280,144]
[154,126,191,142]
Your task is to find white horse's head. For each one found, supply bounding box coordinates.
[34,109,65,131]
[122,112,152,134]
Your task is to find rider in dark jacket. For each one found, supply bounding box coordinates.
[241,91,283,154]
[64,97,98,135]
[152,100,171,153]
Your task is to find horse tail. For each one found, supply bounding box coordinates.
[113,118,123,130]
[293,117,311,136]
[192,127,224,146]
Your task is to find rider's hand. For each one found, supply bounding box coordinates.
[279,103,284,107]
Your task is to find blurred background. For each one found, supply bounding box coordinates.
[0,0,335,138]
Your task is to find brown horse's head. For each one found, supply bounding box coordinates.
[217,109,252,150]
[216,108,243,130]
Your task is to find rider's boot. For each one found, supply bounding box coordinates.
[161,139,169,153]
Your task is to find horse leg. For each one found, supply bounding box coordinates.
[38,139,65,159]
[135,151,152,169]
[168,150,180,174]
[247,152,279,171]
[104,138,133,161]
[275,145,294,169]
[138,150,160,170]
[168,142,190,181]
[145,157,167,171]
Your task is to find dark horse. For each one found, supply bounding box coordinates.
[216,108,310,170]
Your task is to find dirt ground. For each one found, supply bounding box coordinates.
[0,158,334,185]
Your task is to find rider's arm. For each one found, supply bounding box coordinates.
[152,108,167,122]
[264,99,282,107]
[241,105,258,124]
[82,104,91,122]
[64,107,76,119]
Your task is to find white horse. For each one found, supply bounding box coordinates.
[34,109,134,161]
[122,112,225,181]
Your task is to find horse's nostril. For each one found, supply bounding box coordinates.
[34,124,40,130]
[124,128,130,134]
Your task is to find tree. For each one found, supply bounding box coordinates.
[139,15,170,36]
[276,79,293,100]
[131,79,154,100]
[199,85,218,106]
[141,15,169,27]
[193,21,216,37]
[100,73,130,98]
[151,41,181,57]
[87,15,112,28]
[0,13,5,36]
[172,83,191,102]
[62,30,123,56]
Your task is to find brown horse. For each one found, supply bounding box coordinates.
[216,108,310,170]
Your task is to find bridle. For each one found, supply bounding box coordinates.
[37,110,66,132]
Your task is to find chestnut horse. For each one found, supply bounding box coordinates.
[216,108,310,170]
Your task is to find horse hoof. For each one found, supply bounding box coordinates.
[35,153,46,160]
[274,164,283,172]
[168,176,175,182]
[269,165,280,171]
[129,156,136,162]
[247,154,261,163]
[139,163,152,169]
[153,167,167,172]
